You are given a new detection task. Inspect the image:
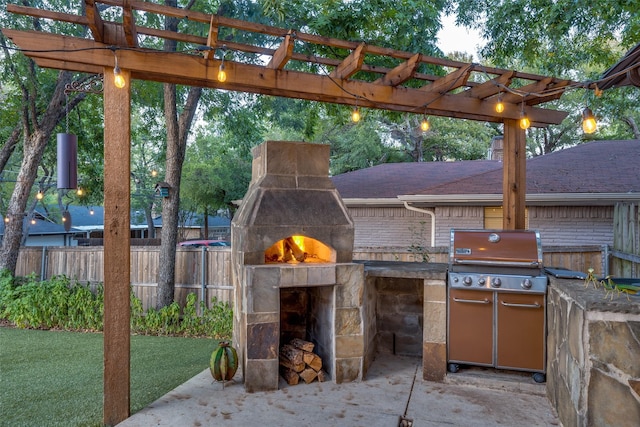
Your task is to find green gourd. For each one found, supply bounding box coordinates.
[209,341,238,382]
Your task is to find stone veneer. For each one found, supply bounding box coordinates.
[361,261,448,382]
[234,262,370,392]
[547,277,640,427]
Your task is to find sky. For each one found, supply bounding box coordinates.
[436,14,484,60]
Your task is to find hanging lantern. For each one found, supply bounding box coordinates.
[57,133,77,189]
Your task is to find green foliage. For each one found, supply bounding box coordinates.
[0,271,232,339]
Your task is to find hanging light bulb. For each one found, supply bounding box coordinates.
[151,169,158,178]
[218,61,227,83]
[217,45,228,83]
[519,103,530,130]
[30,217,36,225]
[582,107,597,134]
[420,116,430,132]
[4,216,9,223]
[76,187,84,196]
[113,66,126,89]
[111,49,126,89]
[351,106,361,123]
[36,190,44,201]
[495,93,505,113]
[89,208,95,215]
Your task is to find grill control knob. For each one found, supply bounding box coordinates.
[477,278,486,286]
[491,277,502,288]
[522,278,533,290]
[463,276,473,286]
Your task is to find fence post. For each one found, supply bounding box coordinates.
[40,246,47,281]
[201,246,207,312]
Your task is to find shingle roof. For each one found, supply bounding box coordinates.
[331,161,501,198]
[332,140,640,198]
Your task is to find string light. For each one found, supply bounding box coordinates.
[519,103,531,130]
[420,116,430,132]
[495,92,505,113]
[4,216,9,223]
[76,187,84,196]
[218,45,227,83]
[30,217,36,225]
[111,48,126,89]
[151,169,158,177]
[582,107,597,134]
[351,106,361,123]
[36,190,44,200]
[351,96,361,123]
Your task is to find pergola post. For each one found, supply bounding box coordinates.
[103,67,131,426]
[502,119,527,230]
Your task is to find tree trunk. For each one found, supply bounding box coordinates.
[155,0,202,308]
[623,116,640,139]
[0,125,21,175]
[0,72,72,274]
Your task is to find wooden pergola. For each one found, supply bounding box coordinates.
[3,1,575,425]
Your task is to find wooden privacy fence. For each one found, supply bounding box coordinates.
[15,246,233,311]
[14,244,616,310]
[610,202,640,277]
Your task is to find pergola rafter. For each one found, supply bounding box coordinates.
[2,2,581,425]
[6,0,573,125]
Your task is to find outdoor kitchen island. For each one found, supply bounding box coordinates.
[546,276,640,427]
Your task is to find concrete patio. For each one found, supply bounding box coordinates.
[116,353,560,427]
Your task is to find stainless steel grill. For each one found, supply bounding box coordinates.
[447,229,548,382]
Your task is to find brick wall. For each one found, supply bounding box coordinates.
[348,205,614,248]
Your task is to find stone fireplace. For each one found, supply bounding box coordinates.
[231,141,373,392]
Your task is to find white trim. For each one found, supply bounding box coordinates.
[396,193,640,206]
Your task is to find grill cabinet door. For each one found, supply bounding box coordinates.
[496,293,546,371]
[448,289,493,366]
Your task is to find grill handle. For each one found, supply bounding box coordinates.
[453,259,540,268]
[500,300,541,309]
[452,297,491,304]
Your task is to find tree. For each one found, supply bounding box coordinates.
[450,0,640,141]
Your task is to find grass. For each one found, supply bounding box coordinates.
[0,327,217,427]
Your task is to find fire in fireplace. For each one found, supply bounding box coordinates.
[265,235,336,264]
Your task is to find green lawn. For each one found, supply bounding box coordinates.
[0,327,217,427]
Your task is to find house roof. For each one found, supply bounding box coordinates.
[331,161,501,198]
[332,140,640,206]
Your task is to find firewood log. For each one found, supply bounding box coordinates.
[299,367,318,384]
[281,368,300,385]
[290,338,315,352]
[317,369,327,382]
[303,351,322,372]
[279,356,305,372]
[280,344,304,364]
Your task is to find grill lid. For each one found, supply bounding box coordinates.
[450,229,543,268]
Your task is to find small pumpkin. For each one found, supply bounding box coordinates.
[209,341,238,382]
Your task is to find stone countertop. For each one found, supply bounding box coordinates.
[549,276,640,314]
[357,260,448,280]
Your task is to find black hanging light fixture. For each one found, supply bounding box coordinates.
[57,93,77,190]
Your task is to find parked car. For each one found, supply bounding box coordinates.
[178,239,230,247]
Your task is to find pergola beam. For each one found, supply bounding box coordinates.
[421,63,473,94]
[3,30,569,126]
[267,30,294,70]
[330,42,367,80]
[374,53,420,86]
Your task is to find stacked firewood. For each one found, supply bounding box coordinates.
[279,338,327,385]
